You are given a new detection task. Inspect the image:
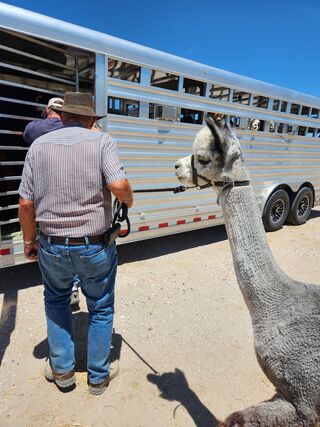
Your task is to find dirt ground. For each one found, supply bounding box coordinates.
[1,207,320,427]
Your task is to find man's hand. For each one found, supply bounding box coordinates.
[24,242,38,261]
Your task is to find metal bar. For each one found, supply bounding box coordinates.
[0,130,23,135]
[0,190,19,196]
[0,204,19,211]
[1,28,74,56]
[0,113,35,120]
[0,146,27,150]
[0,96,45,107]
[78,61,95,74]
[0,218,20,225]
[95,53,107,130]
[75,56,79,91]
[0,176,22,180]
[0,78,63,96]
[0,62,76,85]
[0,161,25,165]
[0,44,76,71]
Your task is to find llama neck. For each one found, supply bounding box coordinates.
[219,184,290,315]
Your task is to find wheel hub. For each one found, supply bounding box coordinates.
[271,200,285,223]
[297,195,310,217]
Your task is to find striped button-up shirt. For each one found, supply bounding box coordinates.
[18,125,127,237]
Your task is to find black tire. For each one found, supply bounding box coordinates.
[262,189,290,232]
[286,187,313,225]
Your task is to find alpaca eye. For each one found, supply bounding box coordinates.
[197,158,211,166]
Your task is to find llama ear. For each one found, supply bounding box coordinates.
[204,114,224,154]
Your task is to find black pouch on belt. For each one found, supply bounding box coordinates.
[104,223,121,246]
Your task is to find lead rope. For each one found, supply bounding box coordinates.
[113,185,195,238]
[112,199,130,238]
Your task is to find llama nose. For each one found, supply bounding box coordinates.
[174,160,181,169]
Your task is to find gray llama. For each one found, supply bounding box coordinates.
[174,114,320,427]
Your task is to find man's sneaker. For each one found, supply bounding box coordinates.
[88,360,119,395]
[70,289,80,306]
[44,358,75,389]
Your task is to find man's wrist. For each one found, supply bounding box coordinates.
[23,238,37,245]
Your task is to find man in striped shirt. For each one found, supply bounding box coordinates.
[23,96,81,307]
[18,92,133,395]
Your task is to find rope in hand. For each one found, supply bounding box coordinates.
[113,184,202,238]
[112,198,130,238]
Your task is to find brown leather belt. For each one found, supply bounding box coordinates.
[40,232,105,246]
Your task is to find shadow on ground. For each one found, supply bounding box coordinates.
[0,262,42,366]
[117,224,227,265]
[33,317,123,372]
[308,208,320,221]
[0,225,227,366]
[148,368,220,427]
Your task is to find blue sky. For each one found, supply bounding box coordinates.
[2,0,320,97]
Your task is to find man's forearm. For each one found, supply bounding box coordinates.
[107,179,133,208]
[18,198,37,242]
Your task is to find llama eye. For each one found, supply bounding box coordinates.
[197,158,211,166]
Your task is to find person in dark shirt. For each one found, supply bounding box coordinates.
[23,97,64,145]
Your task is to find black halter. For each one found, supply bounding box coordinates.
[190,154,250,204]
[190,155,212,189]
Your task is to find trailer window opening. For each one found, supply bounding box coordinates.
[287,124,293,134]
[0,83,64,111]
[0,31,69,70]
[108,58,140,83]
[280,101,288,112]
[209,85,230,101]
[149,104,178,121]
[287,124,299,135]
[0,98,45,120]
[253,95,269,109]
[0,64,76,92]
[269,121,276,132]
[229,116,241,128]
[307,127,316,137]
[301,106,310,117]
[273,99,280,111]
[298,126,307,136]
[108,96,139,117]
[0,31,96,89]
[290,103,300,115]
[150,70,179,91]
[233,90,250,105]
[258,120,266,131]
[183,78,205,96]
[180,109,203,124]
[248,118,266,131]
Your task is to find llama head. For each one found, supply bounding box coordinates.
[175,114,249,186]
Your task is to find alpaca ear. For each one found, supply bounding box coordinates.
[204,114,224,155]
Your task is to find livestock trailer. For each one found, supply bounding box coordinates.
[1,2,320,267]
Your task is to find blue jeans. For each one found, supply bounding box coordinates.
[38,235,117,384]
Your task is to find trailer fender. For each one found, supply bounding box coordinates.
[257,182,295,216]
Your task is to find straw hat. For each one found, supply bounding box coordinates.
[54,92,106,118]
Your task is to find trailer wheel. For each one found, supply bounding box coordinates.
[262,189,290,232]
[286,187,313,225]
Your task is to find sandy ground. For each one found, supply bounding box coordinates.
[1,207,320,427]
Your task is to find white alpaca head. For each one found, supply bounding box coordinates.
[250,119,260,131]
[175,114,250,186]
